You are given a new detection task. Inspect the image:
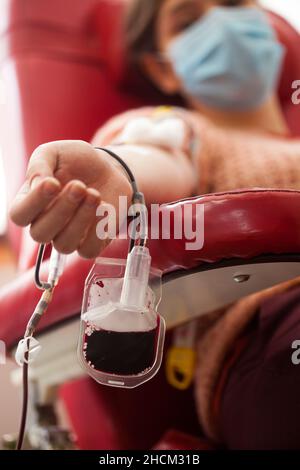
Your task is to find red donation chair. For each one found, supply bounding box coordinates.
[0,0,300,450]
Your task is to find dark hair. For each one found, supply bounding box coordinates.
[122,0,185,106]
[125,0,247,60]
[125,0,164,60]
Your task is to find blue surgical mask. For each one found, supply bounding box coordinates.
[167,7,285,111]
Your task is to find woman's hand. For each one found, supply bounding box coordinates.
[9,140,132,258]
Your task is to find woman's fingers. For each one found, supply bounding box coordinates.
[53,188,101,254]
[9,142,62,226]
[77,217,110,259]
[26,143,59,182]
[9,141,127,257]
[9,177,61,226]
[29,180,88,243]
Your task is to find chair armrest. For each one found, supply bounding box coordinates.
[2,189,300,349]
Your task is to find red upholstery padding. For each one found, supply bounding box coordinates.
[2,189,300,350]
[94,0,129,82]
[59,335,201,450]
[267,11,300,137]
[0,0,103,35]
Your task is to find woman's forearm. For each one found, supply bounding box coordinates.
[96,143,197,204]
[9,139,197,258]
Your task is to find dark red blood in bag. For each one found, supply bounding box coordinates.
[84,328,158,375]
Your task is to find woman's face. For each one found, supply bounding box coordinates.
[143,0,256,97]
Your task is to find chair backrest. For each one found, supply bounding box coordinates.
[0,1,299,257]
[0,0,141,254]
